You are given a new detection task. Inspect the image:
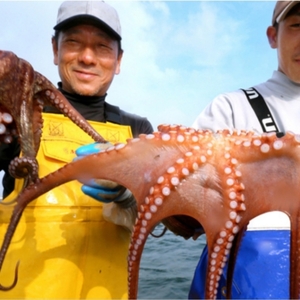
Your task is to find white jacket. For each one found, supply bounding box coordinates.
[193,70,300,230]
[193,70,300,133]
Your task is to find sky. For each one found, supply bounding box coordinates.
[0,0,277,131]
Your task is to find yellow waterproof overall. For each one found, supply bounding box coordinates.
[0,113,132,299]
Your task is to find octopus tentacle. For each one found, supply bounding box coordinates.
[0,261,19,291]
[150,226,167,238]
[204,151,245,298]
[41,88,106,143]
[0,191,25,290]
[225,225,247,299]
[8,156,39,181]
[288,210,300,299]
[128,147,208,297]
[0,131,190,291]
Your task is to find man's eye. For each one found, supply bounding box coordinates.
[63,37,80,44]
[291,23,300,28]
[98,43,109,48]
[96,44,113,53]
[67,39,78,43]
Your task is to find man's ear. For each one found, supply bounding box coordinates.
[267,25,278,49]
[52,37,59,66]
[115,50,123,75]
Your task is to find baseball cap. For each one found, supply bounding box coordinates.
[272,1,300,25]
[54,1,122,40]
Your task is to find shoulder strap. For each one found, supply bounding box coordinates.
[104,102,122,124]
[241,87,283,137]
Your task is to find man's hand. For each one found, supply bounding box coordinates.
[75,142,131,204]
[75,142,137,231]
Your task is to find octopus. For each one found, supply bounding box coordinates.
[0,50,105,185]
[0,125,299,298]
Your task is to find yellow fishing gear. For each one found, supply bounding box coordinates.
[0,113,132,299]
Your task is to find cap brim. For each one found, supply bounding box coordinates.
[53,15,121,40]
[276,1,300,24]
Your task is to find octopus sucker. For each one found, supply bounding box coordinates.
[0,124,5,134]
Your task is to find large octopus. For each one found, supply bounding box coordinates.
[0,125,299,298]
[0,50,105,185]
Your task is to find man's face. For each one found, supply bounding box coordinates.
[52,24,122,96]
[268,5,300,83]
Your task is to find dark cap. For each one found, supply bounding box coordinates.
[272,1,300,25]
[54,1,122,40]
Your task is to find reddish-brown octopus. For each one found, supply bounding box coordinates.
[0,125,299,298]
[0,50,105,185]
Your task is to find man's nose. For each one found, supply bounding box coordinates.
[78,47,97,65]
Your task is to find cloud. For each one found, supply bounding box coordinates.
[171,2,243,67]
[107,1,254,129]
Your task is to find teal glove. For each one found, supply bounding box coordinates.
[75,142,132,204]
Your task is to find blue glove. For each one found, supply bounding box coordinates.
[75,142,128,203]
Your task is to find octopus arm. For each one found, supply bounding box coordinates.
[0,135,189,285]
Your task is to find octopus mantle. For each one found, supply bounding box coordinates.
[0,125,300,299]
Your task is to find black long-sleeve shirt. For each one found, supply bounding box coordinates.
[0,84,153,198]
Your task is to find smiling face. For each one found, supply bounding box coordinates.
[52,24,123,96]
[267,4,300,83]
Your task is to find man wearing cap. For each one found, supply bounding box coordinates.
[0,1,152,298]
[187,1,300,298]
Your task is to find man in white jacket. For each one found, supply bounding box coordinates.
[189,1,300,298]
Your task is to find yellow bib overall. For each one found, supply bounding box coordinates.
[0,113,132,299]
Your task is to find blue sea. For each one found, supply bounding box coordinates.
[138,224,206,299]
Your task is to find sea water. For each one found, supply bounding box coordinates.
[138,224,206,299]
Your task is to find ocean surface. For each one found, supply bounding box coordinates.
[138,224,206,299]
